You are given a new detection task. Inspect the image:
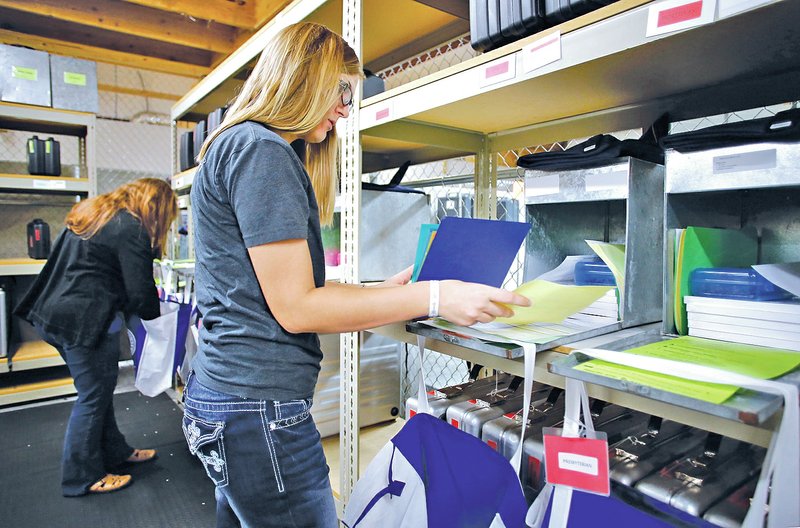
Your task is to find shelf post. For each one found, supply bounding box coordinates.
[340,0,363,506]
[474,135,496,219]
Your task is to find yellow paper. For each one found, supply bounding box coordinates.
[496,279,612,325]
[574,336,800,404]
[586,240,625,290]
[575,360,736,404]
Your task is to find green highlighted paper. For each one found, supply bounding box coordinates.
[574,336,800,404]
[496,279,612,324]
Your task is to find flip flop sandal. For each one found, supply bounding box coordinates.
[126,448,157,463]
[89,474,132,494]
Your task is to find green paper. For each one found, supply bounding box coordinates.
[586,240,626,290]
[495,279,612,324]
[575,360,736,404]
[673,226,757,335]
[574,336,800,404]
[411,223,438,282]
[12,66,37,81]
[64,71,87,86]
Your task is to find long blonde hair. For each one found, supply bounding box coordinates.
[65,178,178,256]
[198,22,362,225]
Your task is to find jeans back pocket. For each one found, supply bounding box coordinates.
[183,411,229,487]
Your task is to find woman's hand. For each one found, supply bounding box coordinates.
[379,265,413,287]
[438,280,531,327]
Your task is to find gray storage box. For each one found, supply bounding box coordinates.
[406,372,514,420]
[0,45,51,107]
[360,189,432,282]
[635,436,765,517]
[49,55,98,114]
[482,387,566,461]
[609,419,703,486]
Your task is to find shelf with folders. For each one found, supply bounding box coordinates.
[372,321,775,448]
[407,155,665,359]
[544,115,800,452]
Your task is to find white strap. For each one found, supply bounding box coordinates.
[578,348,800,528]
[511,344,538,475]
[415,335,432,415]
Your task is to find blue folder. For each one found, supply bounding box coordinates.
[416,217,531,287]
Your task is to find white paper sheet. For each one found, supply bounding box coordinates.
[752,262,800,298]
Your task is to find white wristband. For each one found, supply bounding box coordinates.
[428,280,440,318]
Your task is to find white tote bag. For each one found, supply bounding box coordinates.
[134,301,179,397]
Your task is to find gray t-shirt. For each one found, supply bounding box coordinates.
[190,121,325,401]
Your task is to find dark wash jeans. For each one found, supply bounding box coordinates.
[182,372,338,528]
[35,319,134,496]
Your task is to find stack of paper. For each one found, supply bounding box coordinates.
[579,289,619,320]
[686,296,800,352]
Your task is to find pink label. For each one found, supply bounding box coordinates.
[529,34,559,54]
[657,0,703,27]
[376,108,390,121]
[485,61,509,79]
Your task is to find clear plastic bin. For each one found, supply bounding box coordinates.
[689,267,793,301]
[574,257,616,286]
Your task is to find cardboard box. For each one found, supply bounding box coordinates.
[50,55,98,113]
[0,44,51,107]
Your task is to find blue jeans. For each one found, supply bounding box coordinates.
[182,372,338,528]
[35,319,134,496]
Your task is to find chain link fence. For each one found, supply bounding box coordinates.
[0,63,194,259]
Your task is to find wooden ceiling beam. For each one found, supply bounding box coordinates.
[0,0,238,54]
[254,0,295,29]
[0,29,209,78]
[122,0,256,29]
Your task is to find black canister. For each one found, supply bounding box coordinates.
[27,219,51,259]
[27,136,46,175]
[44,137,61,176]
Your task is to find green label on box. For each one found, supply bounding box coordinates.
[45,141,51,154]
[12,66,37,81]
[64,71,86,86]
[28,139,34,154]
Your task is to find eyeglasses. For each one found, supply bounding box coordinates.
[338,80,353,109]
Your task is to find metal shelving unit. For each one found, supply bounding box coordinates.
[0,101,96,402]
[166,0,800,517]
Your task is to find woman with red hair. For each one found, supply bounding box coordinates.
[16,177,178,496]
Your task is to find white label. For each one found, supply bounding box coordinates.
[646,0,716,38]
[712,149,777,174]
[522,31,561,74]
[718,0,770,18]
[33,179,66,190]
[585,170,628,193]
[558,452,599,476]
[479,56,516,88]
[525,174,560,198]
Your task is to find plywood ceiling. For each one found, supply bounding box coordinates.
[0,0,296,79]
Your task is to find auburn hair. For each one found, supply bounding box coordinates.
[65,178,178,256]
[198,22,363,225]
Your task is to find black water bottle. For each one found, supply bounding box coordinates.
[27,136,46,175]
[44,137,61,176]
[27,219,51,259]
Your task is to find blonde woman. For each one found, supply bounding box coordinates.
[185,22,529,527]
[16,178,178,496]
